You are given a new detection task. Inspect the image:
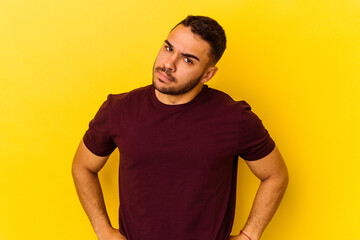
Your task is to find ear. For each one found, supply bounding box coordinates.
[201,66,218,84]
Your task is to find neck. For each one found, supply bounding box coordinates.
[155,84,204,105]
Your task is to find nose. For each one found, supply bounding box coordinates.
[164,53,177,73]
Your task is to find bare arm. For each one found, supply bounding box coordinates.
[72,139,126,240]
[231,145,289,240]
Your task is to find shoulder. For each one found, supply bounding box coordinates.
[205,86,252,113]
[205,86,235,104]
[107,85,152,107]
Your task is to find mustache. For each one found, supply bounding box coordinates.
[155,67,177,82]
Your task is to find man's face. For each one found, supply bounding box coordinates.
[152,25,213,95]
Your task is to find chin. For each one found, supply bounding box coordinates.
[152,79,171,95]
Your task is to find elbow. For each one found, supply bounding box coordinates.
[283,163,289,185]
[277,168,289,193]
[71,159,87,182]
[263,168,289,193]
[71,159,98,182]
[281,170,289,192]
[71,160,81,182]
[275,161,289,192]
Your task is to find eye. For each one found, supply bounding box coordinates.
[184,57,193,64]
[165,45,173,52]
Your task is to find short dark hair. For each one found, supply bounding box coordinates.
[172,15,227,65]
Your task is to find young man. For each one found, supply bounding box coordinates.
[72,15,289,240]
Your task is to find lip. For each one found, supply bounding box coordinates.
[157,71,173,82]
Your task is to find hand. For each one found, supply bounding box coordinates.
[97,227,127,240]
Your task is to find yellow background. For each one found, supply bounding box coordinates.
[1,0,359,239]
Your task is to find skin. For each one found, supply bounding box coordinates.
[229,146,288,240]
[72,24,289,240]
[72,139,126,240]
[152,25,218,105]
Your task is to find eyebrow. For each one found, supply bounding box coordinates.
[165,40,200,62]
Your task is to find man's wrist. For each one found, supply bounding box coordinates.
[230,233,257,240]
[96,227,126,240]
[240,228,261,240]
[93,221,114,238]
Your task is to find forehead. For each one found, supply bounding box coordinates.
[166,25,211,61]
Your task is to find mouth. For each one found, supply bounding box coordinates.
[156,69,175,83]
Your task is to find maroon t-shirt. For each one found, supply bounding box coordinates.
[83,85,275,240]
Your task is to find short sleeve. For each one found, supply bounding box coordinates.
[83,95,117,156]
[237,101,275,161]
